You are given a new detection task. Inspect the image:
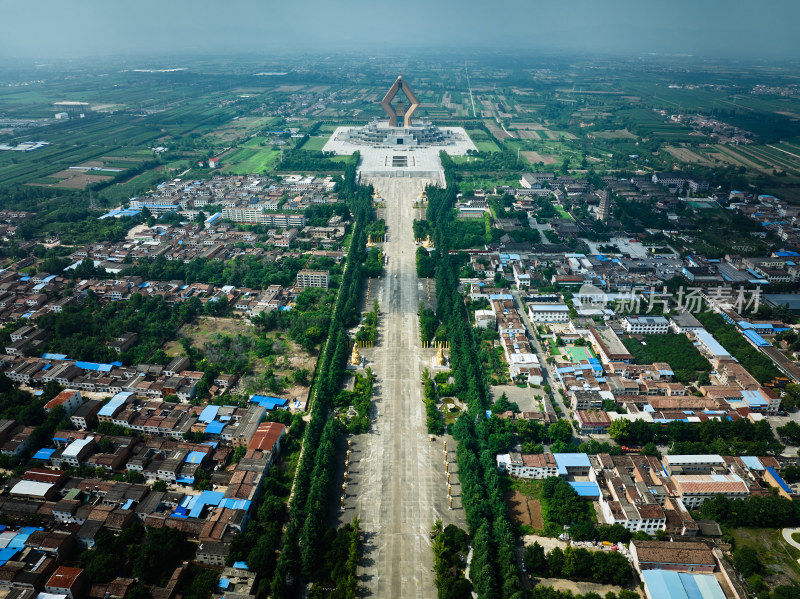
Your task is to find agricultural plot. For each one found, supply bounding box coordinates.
[465,128,502,152]
[206,116,272,142]
[664,145,715,166]
[484,121,513,140]
[301,135,332,152]
[592,129,636,139]
[221,147,280,175]
[522,151,557,165]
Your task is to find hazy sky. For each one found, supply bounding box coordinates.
[2,0,798,61]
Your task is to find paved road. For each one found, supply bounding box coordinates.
[339,176,463,598]
[782,528,800,557]
[512,289,568,417]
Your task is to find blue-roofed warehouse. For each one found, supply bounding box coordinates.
[98,391,133,418]
[553,453,591,476]
[641,570,726,599]
[568,481,600,499]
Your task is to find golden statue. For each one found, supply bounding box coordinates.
[436,346,445,366]
[366,234,374,247]
[350,343,361,366]
[422,234,432,248]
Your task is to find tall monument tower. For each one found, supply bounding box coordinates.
[381,76,420,127]
[597,188,612,222]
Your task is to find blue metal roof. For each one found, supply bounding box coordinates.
[205,421,225,435]
[0,548,17,567]
[232,561,249,570]
[41,353,68,360]
[553,453,590,475]
[33,448,55,460]
[186,490,225,519]
[642,571,726,599]
[219,498,252,511]
[766,466,793,494]
[568,481,600,497]
[741,389,768,407]
[75,361,113,372]
[694,329,732,358]
[198,405,220,424]
[185,451,206,464]
[741,456,764,471]
[742,329,771,347]
[98,392,132,417]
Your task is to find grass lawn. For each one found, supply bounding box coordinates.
[474,139,501,153]
[163,316,317,397]
[222,147,280,174]
[731,528,800,588]
[301,135,331,152]
[555,206,574,220]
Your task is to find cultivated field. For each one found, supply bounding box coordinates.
[506,489,544,529]
[522,151,558,165]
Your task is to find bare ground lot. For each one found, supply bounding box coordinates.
[522,151,557,165]
[665,146,714,165]
[485,121,513,139]
[506,490,544,529]
[593,129,636,139]
[512,122,547,130]
[207,116,271,142]
[32,170,113,189]
[163,316,317,400]
[533,578,637,598]
[516,130,541,140]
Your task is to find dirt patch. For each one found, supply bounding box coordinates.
[593,129,636,139]
[516,130,541,140]
[664,146,712,165]
[164,316,248,355]
[506,490,543,529]
[718,146,772,172]
[485,121,512,140]
[208,117,270,143]
[533,578,635,597]
[164,316,318,401]
[522,151,557,165]
[39,170,113,189]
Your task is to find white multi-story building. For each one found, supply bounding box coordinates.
[528,303,570,322]
[296,270,329,289]
[496,452,558,479]
[622,315,670,334]
[672,474,749,508]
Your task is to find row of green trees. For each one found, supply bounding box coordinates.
[309,517,362,599]
[36,292,193,365]
[608,415,783,456]
[426,153,522,598]
[422,370,446,435]
[334,369,374,434]
[697,493,800,528]
[123,253,307,290]
[620,333,711,384]
[540,477,594,536]
[432,521,472,599]
[695,312,781,383]
[227,414,305,580]
[269,155,374,597]
[523,542,632,586]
